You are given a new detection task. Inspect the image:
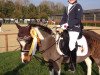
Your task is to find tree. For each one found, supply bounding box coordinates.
[0,0,65,19]
[28,4,37,18]
[40,1,64,15]
[2,1,15,18]
[14,0,30,6]
[0,0,5,18]
[53,2,65,15]
[38,3,52,19]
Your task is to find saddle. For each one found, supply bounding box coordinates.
[78,31,83,39]
[59,30,70,55]
[56,30,88,57]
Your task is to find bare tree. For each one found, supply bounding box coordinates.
[14,0,30,6]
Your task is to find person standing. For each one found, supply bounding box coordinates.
[60,0,83,71]
[0,19,3,32]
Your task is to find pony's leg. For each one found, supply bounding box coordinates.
[48,61,56,75]
[49,63,54,75]
[85,57,92,75]
[98,66,100,75]
[57,69,61,75]
[49,66,61,75]
[48,59,61,75]
[49,69,54,75]
[56,62,61,75]
[53,62,61,75]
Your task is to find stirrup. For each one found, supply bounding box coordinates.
[63,55,68,57]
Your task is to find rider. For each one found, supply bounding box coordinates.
[60,0,83,71]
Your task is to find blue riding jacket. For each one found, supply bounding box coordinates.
[60,3,83,32]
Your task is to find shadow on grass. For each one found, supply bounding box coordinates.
[4,63,28,75]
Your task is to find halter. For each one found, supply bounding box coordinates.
[21,50,29,52]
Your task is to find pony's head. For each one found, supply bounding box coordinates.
[16,23,33,63]
[16,23,53,63]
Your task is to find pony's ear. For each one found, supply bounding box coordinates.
[15,23,21,29]
[27,25,32,30]
[28,23,32,26]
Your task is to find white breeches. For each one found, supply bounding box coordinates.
[0,27,1,32]
[68,31,79,51]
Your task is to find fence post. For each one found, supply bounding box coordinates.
[94,13,96,26]
[5,34,8,52]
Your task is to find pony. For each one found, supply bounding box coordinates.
[15,23,100,75]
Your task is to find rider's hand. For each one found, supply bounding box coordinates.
[56,25,61,28]
[61,23,68,30]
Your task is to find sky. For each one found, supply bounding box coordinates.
[30,0,100,10]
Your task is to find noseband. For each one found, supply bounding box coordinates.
[21,50,29,52]
[17,36,32,41]
[18,36,32,53]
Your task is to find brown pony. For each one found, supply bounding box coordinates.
[15,23,100,75]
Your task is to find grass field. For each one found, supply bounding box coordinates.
[0,51,99,75]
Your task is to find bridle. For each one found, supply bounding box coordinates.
[17,36,32,41]
[18,27,64,64]
[21,50,29,52]
[17,36,32,53]
[18,33,61,55]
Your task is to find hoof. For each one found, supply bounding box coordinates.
[68,69,75,73]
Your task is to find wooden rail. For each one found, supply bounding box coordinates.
[82,20,100,26]
[82,20,100,23]
[52,20,100,26]
[0,33,19,52]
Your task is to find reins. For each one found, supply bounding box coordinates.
[33,54,63,64]
[33,55,48,64]
[32,33,63,64]
[39,34,61,54]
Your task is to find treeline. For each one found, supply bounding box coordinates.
[0,0,65,19]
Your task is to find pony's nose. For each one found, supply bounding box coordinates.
[23,60,29,63]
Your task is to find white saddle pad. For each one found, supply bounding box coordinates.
[56,33,88,56]
[77,35,88,56]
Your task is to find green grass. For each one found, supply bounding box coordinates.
[0,51,99,75]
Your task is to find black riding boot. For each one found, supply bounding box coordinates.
[68,48,77,72]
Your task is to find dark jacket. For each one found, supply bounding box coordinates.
[60,3,83,32]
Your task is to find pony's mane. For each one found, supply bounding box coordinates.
[30,24,53,34]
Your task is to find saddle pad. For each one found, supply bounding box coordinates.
[77,35,88,56]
